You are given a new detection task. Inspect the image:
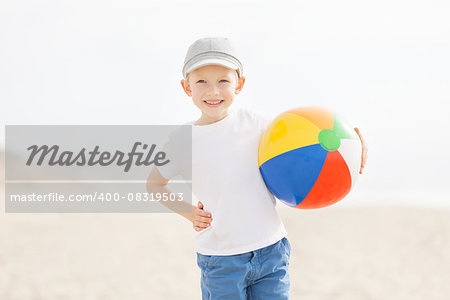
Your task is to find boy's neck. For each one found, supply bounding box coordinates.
[194,110,230,126]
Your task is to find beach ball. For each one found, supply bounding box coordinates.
[258,106,362,209]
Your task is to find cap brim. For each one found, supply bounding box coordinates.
[184,58,240,78]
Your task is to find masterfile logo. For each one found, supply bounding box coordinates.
[5,125,192,213]
[25,142,170,172]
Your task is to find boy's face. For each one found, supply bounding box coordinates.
[181,65,245,124]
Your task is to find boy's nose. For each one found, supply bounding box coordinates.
[207,85,220,96]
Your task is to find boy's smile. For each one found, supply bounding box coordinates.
[204,99,224,107]
[181,65,245,125]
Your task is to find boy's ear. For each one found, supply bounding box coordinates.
[235,76,246,94]
[181,79,192,97]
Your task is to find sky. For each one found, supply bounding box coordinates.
[1,0,449,207]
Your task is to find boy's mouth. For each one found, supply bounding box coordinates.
[203,100,224,107]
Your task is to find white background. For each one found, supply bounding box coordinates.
[1,0,449,208]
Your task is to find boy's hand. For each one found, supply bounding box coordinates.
[354,127,368,174]
[192,201,212,232]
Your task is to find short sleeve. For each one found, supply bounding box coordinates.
[247,108,275,136]
[157,138,181,180]
[156,125,192,181]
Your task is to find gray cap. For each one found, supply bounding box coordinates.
[182,37,243,79]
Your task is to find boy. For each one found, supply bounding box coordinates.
[147,37,368,299]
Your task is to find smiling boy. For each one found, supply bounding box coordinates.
[181,64,244,126]
[148,37,368,299]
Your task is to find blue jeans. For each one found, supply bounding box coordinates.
[197,237,291,299]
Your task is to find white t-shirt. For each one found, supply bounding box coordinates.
[159,108,287,255]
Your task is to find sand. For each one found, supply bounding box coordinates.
[1,194,450,300]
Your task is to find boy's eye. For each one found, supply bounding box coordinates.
[196,80,206,83]
[219,80,230,83]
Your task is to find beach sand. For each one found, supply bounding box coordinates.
[1,192,449,300]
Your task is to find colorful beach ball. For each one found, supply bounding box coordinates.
[258,106,362,209]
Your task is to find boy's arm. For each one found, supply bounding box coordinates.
[146,167,212,231]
